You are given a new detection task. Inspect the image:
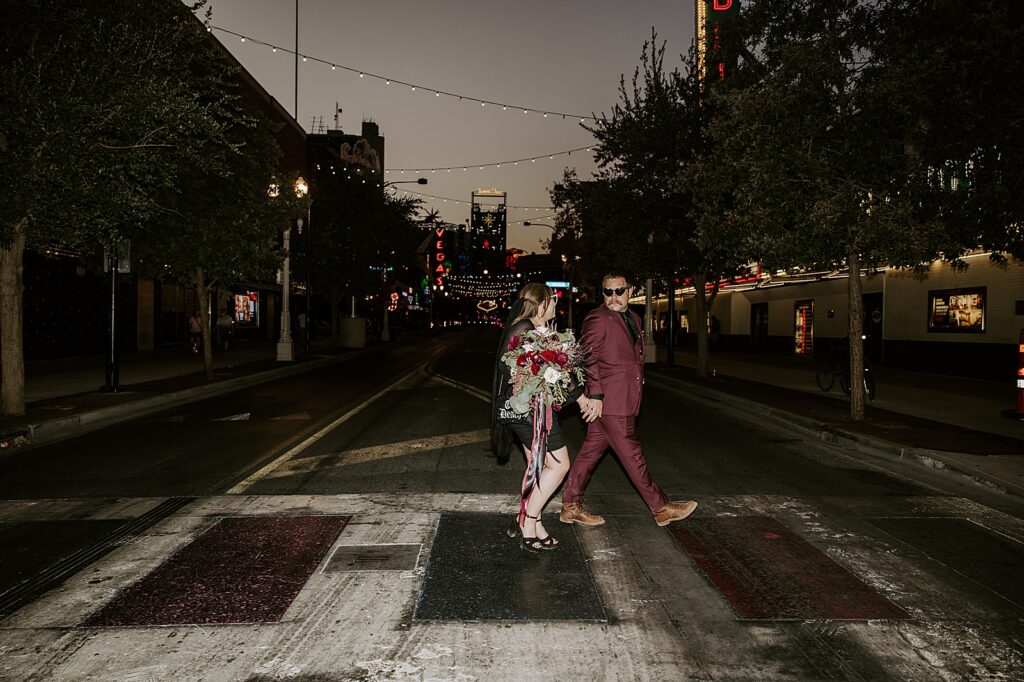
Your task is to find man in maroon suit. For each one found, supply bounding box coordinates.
[560,273,698,527]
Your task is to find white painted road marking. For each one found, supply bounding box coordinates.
[227,364,426,494]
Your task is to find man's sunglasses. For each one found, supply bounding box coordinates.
[602,287,628,297]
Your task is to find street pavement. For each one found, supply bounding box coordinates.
[10,333,1018,497]
[0,330,1022,680]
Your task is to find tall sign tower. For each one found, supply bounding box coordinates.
[696,0,740,88]
[470,188,507,274]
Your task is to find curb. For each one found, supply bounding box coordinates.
[645,371,1024,500]
[13,344,390,452]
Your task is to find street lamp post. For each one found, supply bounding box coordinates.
[302,201,312,354]
[275,176,307,362]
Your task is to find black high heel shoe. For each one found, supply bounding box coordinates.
[506,517,545,553]
[526,513,559,551]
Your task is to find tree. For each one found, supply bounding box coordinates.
[708,0,1023,420]
[552,36,753,376]
[0,0,228,415]
[309,173,422,344]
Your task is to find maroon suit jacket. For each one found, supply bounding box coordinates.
[580,305,645,416]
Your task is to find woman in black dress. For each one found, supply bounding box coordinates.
[491,283,596,552]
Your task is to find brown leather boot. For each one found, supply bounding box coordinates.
[652,501,698,527]
[559,501,605,526]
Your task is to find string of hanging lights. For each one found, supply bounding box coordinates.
[395,189,552,211]
[445,274,520,298]
[213,26,602,123]
[509,215,556,225]
[386,146,592,173]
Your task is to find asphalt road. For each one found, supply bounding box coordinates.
[1,328,1022,680]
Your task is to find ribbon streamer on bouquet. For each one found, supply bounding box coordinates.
[518,398,553,524]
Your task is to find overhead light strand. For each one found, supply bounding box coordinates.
[387,146,592,174]
[212,25,600,123]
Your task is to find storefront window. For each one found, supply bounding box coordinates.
[928,287,985,333]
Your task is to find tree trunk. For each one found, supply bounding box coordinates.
[694,271,709,378]
[0,218,27,416]
[848,250,865,421]
[195,267,214,379]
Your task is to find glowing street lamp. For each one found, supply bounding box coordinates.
[275,176,307,362]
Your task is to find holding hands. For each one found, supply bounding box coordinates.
[578,396,603,423]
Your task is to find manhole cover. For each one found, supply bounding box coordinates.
[325,544,421,572]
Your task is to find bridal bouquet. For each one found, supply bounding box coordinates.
[500,326,585,414]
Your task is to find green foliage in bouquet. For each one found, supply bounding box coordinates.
[501,328,586,414]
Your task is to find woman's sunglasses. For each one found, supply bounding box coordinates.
[602,287,628,297]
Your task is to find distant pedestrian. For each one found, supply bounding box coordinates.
[216,310,235,352]
[187,311,202,354]
[561,272,698,528]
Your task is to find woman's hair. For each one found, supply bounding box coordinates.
[511,283,552,324]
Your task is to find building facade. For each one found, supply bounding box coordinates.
[654,255,1023,380]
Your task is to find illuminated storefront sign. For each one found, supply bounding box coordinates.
[234,291,260,327]
[928,287,986,333]
[794,300,813,356]
[476,299,498,313]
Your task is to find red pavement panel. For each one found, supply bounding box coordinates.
[82,515,349,627]
[669,515,911,621]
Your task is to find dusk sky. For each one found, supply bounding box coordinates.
[193,1,697,253]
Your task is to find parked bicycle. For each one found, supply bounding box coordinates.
[814,336,876,400]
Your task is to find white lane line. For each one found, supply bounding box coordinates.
[427,372,491,403]
[213,412,251,421]
[261,429,491,478]
[227,364,426,494]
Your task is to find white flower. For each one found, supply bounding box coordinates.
[523,343,535,352]
[543,367,560,384]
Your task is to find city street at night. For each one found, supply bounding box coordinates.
[1,329,1021,680]
[5,0,1023,680]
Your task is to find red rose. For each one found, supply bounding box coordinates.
[555,352,569,365]
[516,354,528,367]
[541,350,557,362]
[507,335,520,350]
[531,363,540,375]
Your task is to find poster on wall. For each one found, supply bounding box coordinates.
[794,300,814,356]
[234,291,260,327]
[928,287,985,333]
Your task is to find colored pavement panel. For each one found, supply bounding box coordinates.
[414,512,606,621]
[83,515,349,627]
[868,517,1024,610]
[669,515,911,621]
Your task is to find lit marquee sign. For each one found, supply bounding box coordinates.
[476,299,498,313]
[698,0,740,85]
[433,226,448,287]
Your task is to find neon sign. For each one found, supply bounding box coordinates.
[433,226,448,287]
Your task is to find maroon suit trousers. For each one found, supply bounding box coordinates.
[563,414,668,511]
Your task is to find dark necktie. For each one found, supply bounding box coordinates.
[621,312,639,342]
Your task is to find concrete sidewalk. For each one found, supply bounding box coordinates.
[648,346,1024,497]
